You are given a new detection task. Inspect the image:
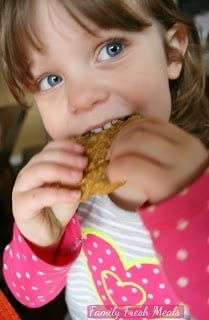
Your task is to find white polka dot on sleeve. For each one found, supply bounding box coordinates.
[3,225,71,308]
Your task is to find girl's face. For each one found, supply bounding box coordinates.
[30,0,185,140]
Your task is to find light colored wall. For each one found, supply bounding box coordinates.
[0,75,46,157]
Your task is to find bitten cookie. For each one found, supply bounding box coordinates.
[76,114,140,201]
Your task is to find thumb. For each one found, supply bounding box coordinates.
[107,154,136,184]
[51,201,80,228]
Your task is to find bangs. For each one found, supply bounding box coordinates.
[61,0,151,32]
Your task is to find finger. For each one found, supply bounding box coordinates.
[13,186,81,221]
[15,162,84,191]
[112,118,182,147]
[27,149,88,169]
[43,139,85,154]
[109,129,179,167]
[134,118,194,143]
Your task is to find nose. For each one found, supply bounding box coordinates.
[67,73,109,114]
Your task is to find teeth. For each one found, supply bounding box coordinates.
[89,119,119,134]
[103,122,112,130]
[87,115,133,135]
[93,127,102,133]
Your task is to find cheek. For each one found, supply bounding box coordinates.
[123,71,172,121]
[36,97,69,140]
[43,116,57,138]
[37,107,65,140]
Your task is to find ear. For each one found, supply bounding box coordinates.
[166,23,188,80]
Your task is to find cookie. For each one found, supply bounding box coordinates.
[76,114,140,201]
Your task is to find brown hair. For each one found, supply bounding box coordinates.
[0,0,209,146]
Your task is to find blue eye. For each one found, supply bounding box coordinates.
[98,40,124,61]
[39,74,63,91]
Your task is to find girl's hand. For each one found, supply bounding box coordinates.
[107,118,209,207]
[12,139,88,247]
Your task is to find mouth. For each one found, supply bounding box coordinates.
[84,115,133,137]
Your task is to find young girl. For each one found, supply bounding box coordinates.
[1,0,209,319]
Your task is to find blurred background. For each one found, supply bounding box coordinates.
[177,0,209,17]
[0,1,209,319]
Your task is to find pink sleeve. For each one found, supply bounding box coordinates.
[139,169,209,319]
[3,214,82,308]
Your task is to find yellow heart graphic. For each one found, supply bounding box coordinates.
[101,270,147,306]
